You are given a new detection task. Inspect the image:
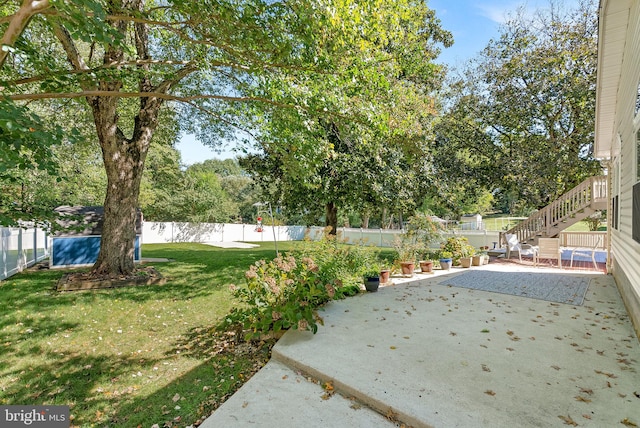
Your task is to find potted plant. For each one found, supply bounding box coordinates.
[363,267,381,292]
[439,251,453,270]
[393,236,418,277]
[441,236,476,267]
[459,244,476,268]
[379,264,391,284]
[419,249,435,273]
[473,247,489,266]
[394,213,444,277]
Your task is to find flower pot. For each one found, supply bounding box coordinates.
[419,260,433,273]
[364,276,380,292]
[380,269,390,284]
[439,258,452,270]
[400,261,415,276]
[472,255,482,266]
[483,256,489,265]
[460,257,472,268]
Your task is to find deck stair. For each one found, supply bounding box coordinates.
[503,176,607,245]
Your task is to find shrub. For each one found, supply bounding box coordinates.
[441,236,475,265]
[223,254,360,340]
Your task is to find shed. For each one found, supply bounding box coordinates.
[459,214,483,230]
[50,206,142,268]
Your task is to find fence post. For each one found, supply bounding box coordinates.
[1,228,6,280]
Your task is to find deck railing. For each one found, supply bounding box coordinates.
[505,176,607,244]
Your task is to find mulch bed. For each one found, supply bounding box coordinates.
[56,266,167,291]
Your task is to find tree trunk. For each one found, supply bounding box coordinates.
[88,2,161,278]
[90,95,157,277]
[325,202,338,235]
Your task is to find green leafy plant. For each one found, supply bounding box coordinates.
[363,264,381,278]
[441,236,476,264]
[394,213,444,263]
[439,251,453,260]
[224,254,359,340]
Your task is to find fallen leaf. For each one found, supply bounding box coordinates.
[386,408,398,421]
[282,375,288,380]
[580,388,593,395]
[558,415,578,426]
[484,390,496,396]
[582,414,591,420]
[551,365,561,371]
[634,391,640,399]
[172,393,180,402]
[481,364,491,372]
[390,346,397,350]
[575,396,591,403]
[323,381,334,392]
[242,401,248,408]
[506,330,514,336]
[621,418,638,427]
[594,369,617,378]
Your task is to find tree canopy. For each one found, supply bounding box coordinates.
[433,0,602,216]
[240,0,452,232]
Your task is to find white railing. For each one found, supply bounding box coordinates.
[1,227,49,281]
[506,176,607,243]
[558,231,607,249]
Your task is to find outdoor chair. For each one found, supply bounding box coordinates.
[505,233,538,265]
[570,236,602,270]
[537,238,562,268]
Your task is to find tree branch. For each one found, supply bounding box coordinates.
[8,90,296,109]
[0,0,52,68]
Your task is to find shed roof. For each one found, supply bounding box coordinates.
[54,206,142,236]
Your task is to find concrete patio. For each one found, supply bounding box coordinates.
[202,262,640,427]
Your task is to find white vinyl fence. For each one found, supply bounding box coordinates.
[1,227,49,280]
[142,222,504,250]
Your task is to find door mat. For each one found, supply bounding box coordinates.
[439,270,591,305]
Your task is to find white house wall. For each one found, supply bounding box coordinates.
[603,0,640,339]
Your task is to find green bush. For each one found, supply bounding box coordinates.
[441,236,475,265]
[223,234,377,340]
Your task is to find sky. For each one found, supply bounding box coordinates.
[176,0,578,165]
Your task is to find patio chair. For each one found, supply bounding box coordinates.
[570,236,602,270]
[505,233,538,265]
[537,238,562,268]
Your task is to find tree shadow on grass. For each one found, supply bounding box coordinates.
[0,349,162,426]
[111,337,274,427]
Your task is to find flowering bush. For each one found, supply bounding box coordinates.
[223,254,359,340]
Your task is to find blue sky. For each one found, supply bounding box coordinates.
[177,0,577,165]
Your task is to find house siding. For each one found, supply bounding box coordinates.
[605,0,640,339]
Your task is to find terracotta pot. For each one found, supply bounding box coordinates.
[400,261,415,276]
[460,257,472,268]
[419,260,433,273]
[380,269,390,284]
[472,255,482,266]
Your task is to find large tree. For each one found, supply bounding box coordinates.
[1,0,348,277]
[241,0,452,233]
[434,0,602,215]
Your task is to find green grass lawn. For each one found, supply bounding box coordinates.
[0,242,296,427]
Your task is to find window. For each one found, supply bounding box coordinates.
[636,80,640,117]
[634,183,640,244]
[637,129,640,182]
[613,195,619,230]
